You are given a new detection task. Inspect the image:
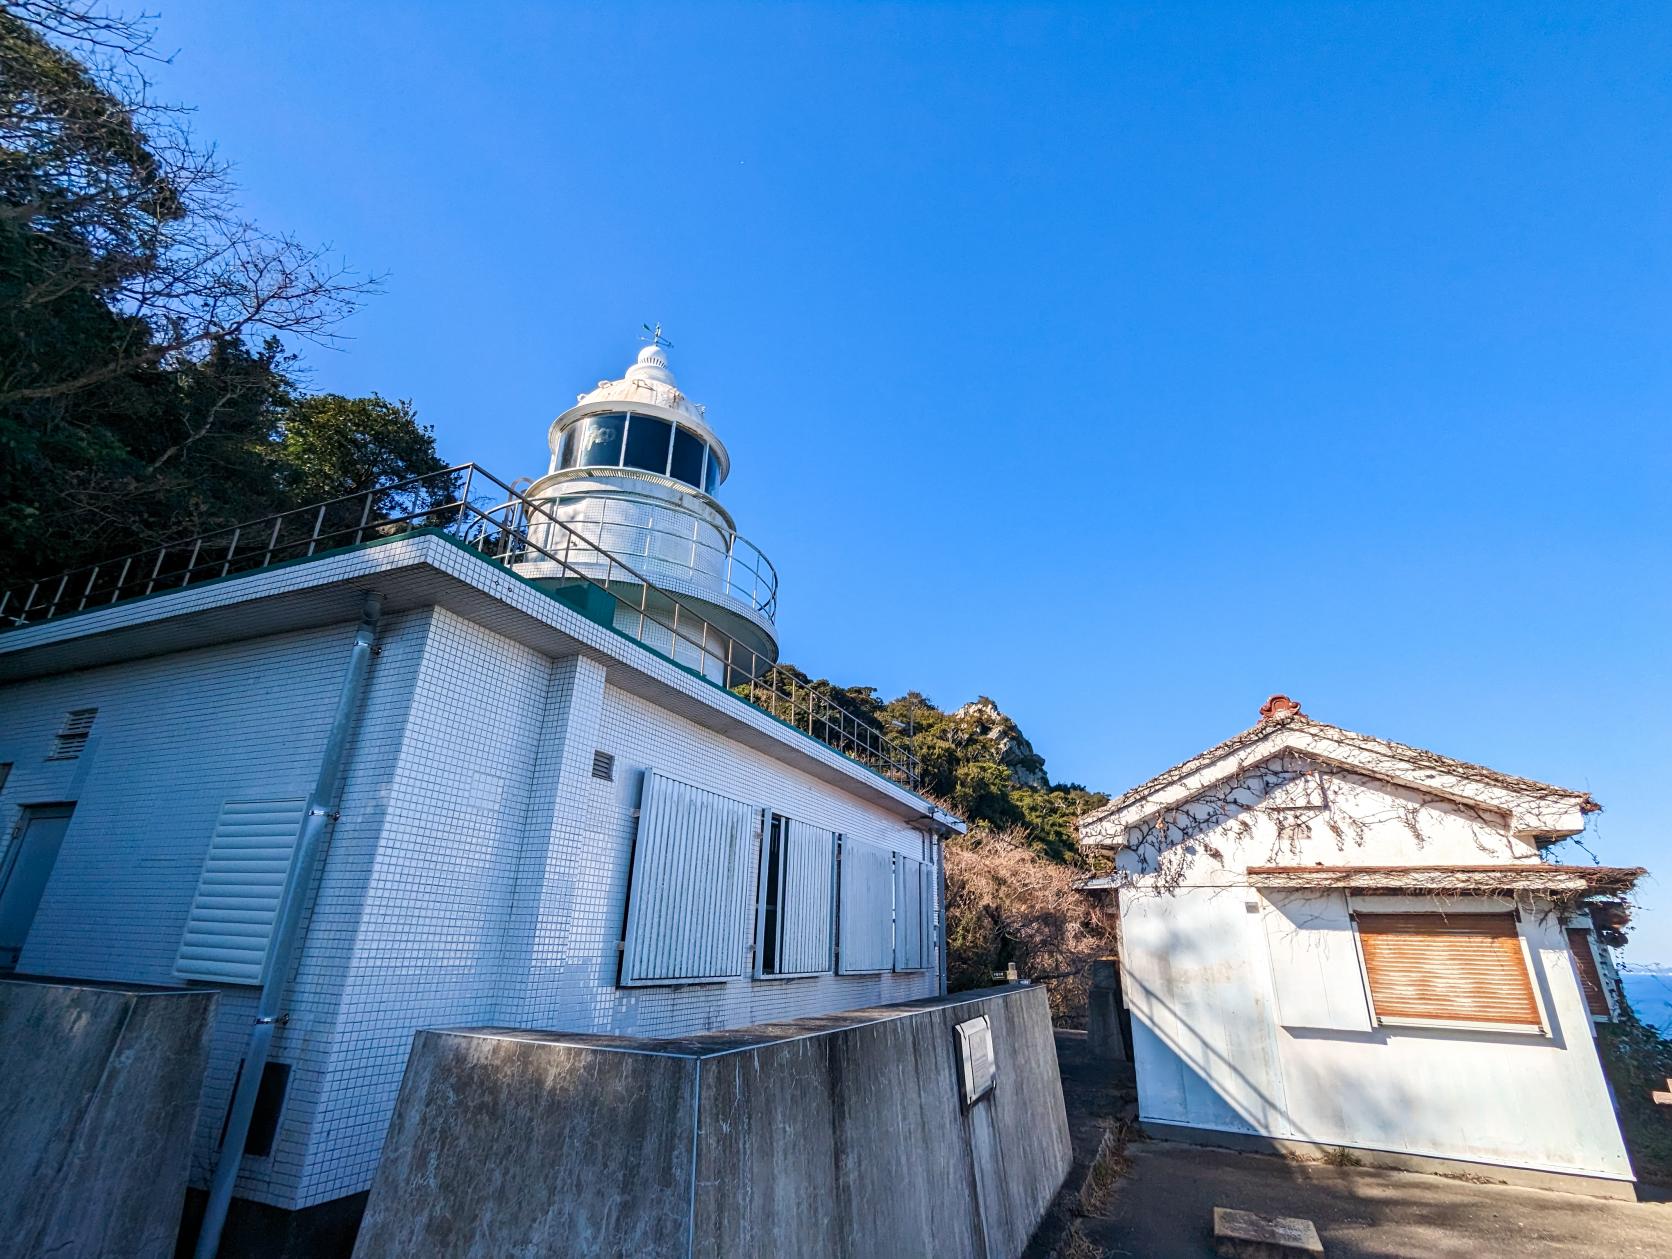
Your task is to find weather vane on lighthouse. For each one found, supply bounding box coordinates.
[640,322,673,349]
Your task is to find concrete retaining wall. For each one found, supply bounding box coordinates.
[0,976,217,1258]
[354,984,1071,1259]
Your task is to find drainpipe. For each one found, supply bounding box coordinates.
[194,592,383,1259]
[937,834,949,997]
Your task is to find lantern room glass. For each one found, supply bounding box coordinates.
[576,414,624,468]
[624,415,673,474]
[670,426,705,487]
[557,411,720,493]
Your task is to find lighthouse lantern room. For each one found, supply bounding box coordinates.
[515,336,779,681]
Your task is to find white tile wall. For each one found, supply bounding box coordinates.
[0,602,942,1212]
[0,613,430,1206]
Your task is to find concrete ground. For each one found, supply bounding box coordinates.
[1044,1030,1672,1259]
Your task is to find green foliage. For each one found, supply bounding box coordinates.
[753,666,1108,861]
[277,393,450,517]
[0,5,421,592]
[1595,1013,1672,1185]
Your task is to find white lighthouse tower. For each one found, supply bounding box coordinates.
[515,334,780,681]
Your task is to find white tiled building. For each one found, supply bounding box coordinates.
[0,345,959,1235]
[1080,695,1641,1197]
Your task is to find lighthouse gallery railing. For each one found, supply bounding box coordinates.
[0,464,920,789]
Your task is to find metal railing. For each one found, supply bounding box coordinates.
[508,489,779,622]
[0,464,920,787]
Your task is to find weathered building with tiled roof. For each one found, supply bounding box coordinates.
[1079,695,1643,1196]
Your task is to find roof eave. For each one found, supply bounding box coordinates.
[1079,719,1594,844]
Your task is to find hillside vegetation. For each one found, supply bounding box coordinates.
[756,666,1113,1018]
[753,664,1108,861]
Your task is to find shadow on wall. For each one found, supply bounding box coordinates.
[1129,907,1453,1150]
[351,985,1072,1259]
[1126,905,1620,1177]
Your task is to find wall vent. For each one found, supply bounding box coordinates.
[175,798,307,985]
[591,750,615,781]
[47,708,97,761]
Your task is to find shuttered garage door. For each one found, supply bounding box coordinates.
[620,772,757,986]
[175,799,308,985]
[1356,912,1541,1028]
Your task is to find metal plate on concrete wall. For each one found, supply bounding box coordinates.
[956,1015,996,1105]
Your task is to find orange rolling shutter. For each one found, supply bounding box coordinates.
[1566,928,1612,1018]
[1356,912,1540,1028]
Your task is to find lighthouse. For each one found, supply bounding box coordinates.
[515,335,780,682]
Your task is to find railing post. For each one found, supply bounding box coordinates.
[307,504,327,555]
[112,556,132,604]
[458,464,476,528]
[221,529,241,578]
[355,491,374,544]
[143,548,166,595]
[77,565,100,611]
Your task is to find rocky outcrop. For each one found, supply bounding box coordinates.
[952,697,1049,789]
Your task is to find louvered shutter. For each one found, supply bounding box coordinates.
[1356,912,1540,1028]
[893,857,931,971]
[763,819,836,977]
[620,772,756,985]
[837,839,894,974]
[1566,928,1612,1018]
[175,799,308,985]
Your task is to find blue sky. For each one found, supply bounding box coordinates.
[145,3,1669,956]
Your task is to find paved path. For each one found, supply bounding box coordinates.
[1089,1141,1670,1258]
[1046,1029,1672,1258]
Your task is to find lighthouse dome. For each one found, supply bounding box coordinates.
[516,336,779,682]
[571,343,705,429]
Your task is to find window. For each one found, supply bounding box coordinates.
[47,708,97,760]
[754,814,837,978]
[575,413,626,469]
[1567,928,1612,1019]
[837,839,894,974]
[1355,912,1542,1031]
[557,425,579,469]
[670,427,706,487]
[623,415,673,474]
[704,452,721,495]
[619,772,755,985]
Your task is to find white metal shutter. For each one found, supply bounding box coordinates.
[1261,891,1374,1032]
[175,798,308,985]
[893,856,932,971]
[620,771,756,985]
[837,839,895,974]
[766,819,837,977]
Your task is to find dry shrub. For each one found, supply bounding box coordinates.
[944,826,1111,1023]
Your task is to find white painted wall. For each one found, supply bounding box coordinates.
[0,604,941,1209]
[1116,754,1633,1182]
